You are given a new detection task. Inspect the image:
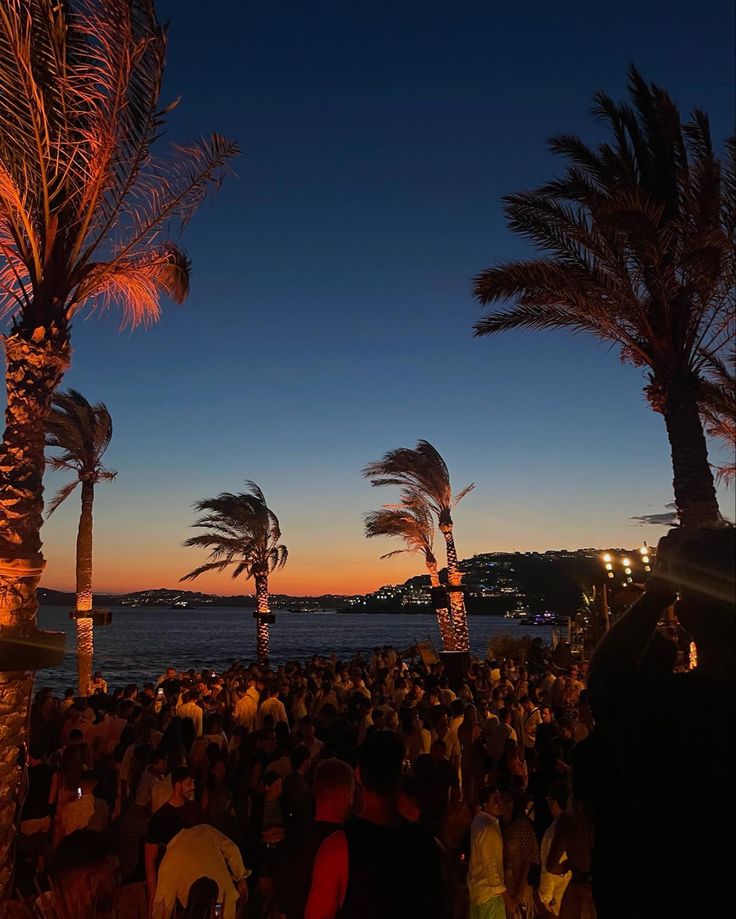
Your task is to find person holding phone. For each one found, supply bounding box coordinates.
[588,525,735,919]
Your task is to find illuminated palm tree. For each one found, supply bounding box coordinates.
[365,494,455,650]
[363,441,474,651]
[45,390,116,696]
[182,482,288,666]
[474,67,734,529]
[0,0,237,889]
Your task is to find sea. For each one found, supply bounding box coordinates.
[35,605,555,693]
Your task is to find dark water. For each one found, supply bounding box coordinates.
[35,605,555,693]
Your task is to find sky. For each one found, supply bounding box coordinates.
[16,0,736,595]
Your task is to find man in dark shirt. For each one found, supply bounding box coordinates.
[413,739,460,843]
[144,766,204,905]
[20,746,54,834]
[306,732,444,919]
[275,757,355,918]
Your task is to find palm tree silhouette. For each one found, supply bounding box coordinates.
[365,493,455,650]
[363,441,474,651]
[182,482,287,666]
[474,67,733,528]
[0,0,236,886]
[45,390,116,695]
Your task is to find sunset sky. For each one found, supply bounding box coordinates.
[15,0,735,596]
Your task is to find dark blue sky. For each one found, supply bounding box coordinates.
[40,0,735,593]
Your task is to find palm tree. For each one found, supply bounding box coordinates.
[45,389,117,696]
[473,67,734,529]
[181,482,287,666]
[363,441,474,652]
[0,0,236,891]
[699,351,735,485]
[364,494,455,651]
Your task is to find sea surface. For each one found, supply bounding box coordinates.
[35,605,555,693]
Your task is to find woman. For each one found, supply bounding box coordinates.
[501,790,540,919]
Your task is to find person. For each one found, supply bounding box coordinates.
[19,746,54,838]
[257,684,288,729]
[500,789,539,919]
[233,679,259,732]
[520,695,541,756]
[145,767,205,905]
[413,739,460,843]
[539,782,571,917]
[59,770,109,837]
[90,672,108,695]
[467,785,515,919]
[282,744,313,837]
[151,823,250,919]
[274,757,355,919]
[177,690,204,737]
[43,829,119,919]
[306,731,444,918]
[588,526,735,918]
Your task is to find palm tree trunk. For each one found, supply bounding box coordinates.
[0,330,70,897]
[662,378,721,528]
[255,574,270,666]
[75,481,95,696]
[439,524,470,652]
[427,560,454,651]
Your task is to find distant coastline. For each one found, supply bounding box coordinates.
[39,547,638,618]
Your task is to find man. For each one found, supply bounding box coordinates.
[306,732,443,918]
[282,745,313,838]
[144,767,204,905]
[520,695,541,754]
[539,782,571,917]
[134,749,168,813]
[257,684,288,730]
[176,689,203,736]
[432,711,460,770]
[152,823,249,919]
[413,739,460,842]
[467,785,515,919]
[275,758,355,918]
[234,678,259,731]
[589,526,735,918]
[300,715,324,760]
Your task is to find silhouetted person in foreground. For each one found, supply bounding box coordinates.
[306,731,444,919]
[588,526,735,918]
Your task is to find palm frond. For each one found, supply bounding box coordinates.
[182,480,287,583]
[45,478,79,517]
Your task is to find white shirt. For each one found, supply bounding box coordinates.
[234,687,259,731]
[467,811,506,904]
[152,824,250,919]
[176,701,203,736]
[257,696,288,730]
[523,707,542,749]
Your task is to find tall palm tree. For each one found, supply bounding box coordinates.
[181,482,288,666]
[0,0,236,891]
[363,441,474,652]
[364,494,455,651]
[45,389,117,696]
[474,67,734,529]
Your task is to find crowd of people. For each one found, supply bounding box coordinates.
[9,526,736,919]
